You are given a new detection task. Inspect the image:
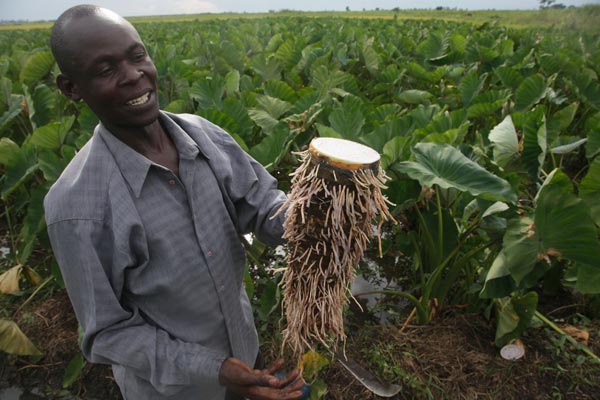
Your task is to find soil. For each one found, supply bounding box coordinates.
[1,290,599,399]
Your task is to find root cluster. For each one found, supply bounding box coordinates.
[276,149,394,357]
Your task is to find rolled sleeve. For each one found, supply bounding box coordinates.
[211,126,287,246]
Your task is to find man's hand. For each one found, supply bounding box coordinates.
[219,357,305,400]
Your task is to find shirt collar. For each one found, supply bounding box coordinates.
[96,112,203,198]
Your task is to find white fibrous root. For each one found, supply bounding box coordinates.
[275,143,395,358]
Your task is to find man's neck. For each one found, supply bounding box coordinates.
[104,118,180,177]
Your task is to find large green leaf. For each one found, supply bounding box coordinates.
[310,66,347,94]
[29,116,75,150]
[521,108,547,181]
[494,66,523,90]
[1,141,38,199]
[534,169,600,268]
[0,137,21,166]
[63,353,86,388]
[224,69,240,97]
[580,157,600,226]
[360,40,380,76]
[495,292,538,347]
[546,103,578,142]
[460,71,487,107]
[550,138,587,154]
[37,149,68,183]
[488,115,518,168]
[190,76,225,110]
[397,89,432,105]
[585,112,600,159]
[490,216,540,287]
[223,98,254,141]
[249,127,289,168]
[480,249,517,299]
[19,51,55,84]
[264,79,296,103]
[381,135,411,170]
[328,96,364,141]
[0,320,42,356]
[251,55,282,81]
[18,186,47,264]
[573,74,600,110]
[495,170,600,286]
[397,143,516,203]
[0,94,24,134]
[255,94,292,119]
[417,32,448,61]
[28,84,58,129]
[576,264,600,294]
[247,109,279,134]
[514,74,547,112]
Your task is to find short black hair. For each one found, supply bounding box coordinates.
[50,4,103,75]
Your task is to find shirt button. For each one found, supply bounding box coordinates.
[207,250,213,257]
[219,285,225,292]
[168,179,176,186]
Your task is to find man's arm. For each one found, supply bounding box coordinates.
[47,218,228,394]
[210,128,287,245]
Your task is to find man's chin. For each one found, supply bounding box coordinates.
[110,109,161,129]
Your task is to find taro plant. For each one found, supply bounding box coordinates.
[480,112,600,352]
[377,141,517,323]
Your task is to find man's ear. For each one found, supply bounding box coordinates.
[56,74,82,101]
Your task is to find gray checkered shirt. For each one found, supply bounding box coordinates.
[44,112,286,399]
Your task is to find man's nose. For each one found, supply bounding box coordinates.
[119,64,144,85]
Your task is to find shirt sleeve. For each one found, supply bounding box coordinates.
[47,218,228,394]
[212,128,287,246]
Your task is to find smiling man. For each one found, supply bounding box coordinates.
[44,5,304,400]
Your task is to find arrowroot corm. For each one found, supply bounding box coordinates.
[275,138,395,357]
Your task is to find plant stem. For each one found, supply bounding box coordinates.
[534,310,600,363]
[435,186,443,265]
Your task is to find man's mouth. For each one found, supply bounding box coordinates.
[126,92,150,106]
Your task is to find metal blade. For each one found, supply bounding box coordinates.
[336,351,402,398]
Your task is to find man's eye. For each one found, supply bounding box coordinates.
[133,52,146,62]
[97,67,113,77]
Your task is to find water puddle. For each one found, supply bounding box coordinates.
[351,256,408,325]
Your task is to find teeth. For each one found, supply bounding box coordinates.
[126,92,150,106]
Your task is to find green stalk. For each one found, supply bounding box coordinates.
[435,186,444,266]
[353,290,428,324]
[423,240,492,306]
[408,232,426,294]
[535,310,600,363]
[414,205,436,261]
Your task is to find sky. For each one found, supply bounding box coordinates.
[1,0,598,21]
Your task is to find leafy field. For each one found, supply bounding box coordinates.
[1,7,600,399]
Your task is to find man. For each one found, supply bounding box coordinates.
[44,5,304,400]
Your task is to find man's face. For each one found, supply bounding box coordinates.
[61,12,160,130]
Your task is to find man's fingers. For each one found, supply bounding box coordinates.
[246,385,304,400]
[270,369,301,388]
[263,358,285,375]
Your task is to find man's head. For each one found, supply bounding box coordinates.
[51,5,160,130]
